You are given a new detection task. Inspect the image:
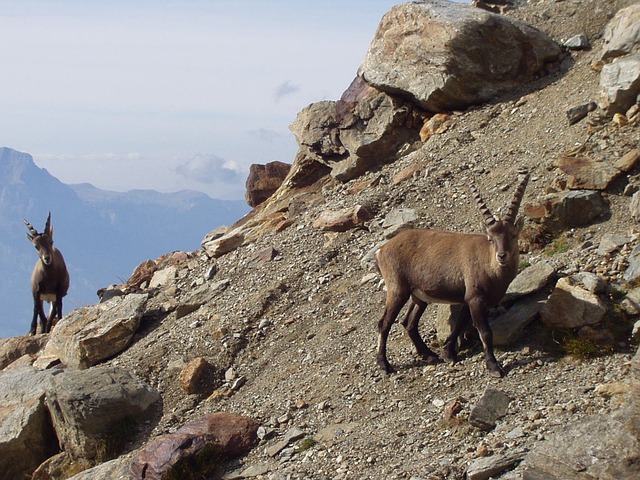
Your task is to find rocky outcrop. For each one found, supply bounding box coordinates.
[289,77,423,183]
[360,0,562,112]
[245,161,292,208]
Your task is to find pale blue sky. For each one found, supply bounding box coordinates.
[2,1,409,199]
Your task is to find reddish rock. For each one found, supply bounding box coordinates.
[245,161,291,208]
[129,412,259,480]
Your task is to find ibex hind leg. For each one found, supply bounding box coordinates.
[442,305,472,364]
[401,299,440,365]
[376,293,410,374]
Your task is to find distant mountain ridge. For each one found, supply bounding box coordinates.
[0,147,249,337]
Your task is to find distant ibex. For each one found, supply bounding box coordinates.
[25,212,70,335]
[375,171,529,377]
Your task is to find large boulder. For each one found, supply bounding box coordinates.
[45,366,160,462]
[41,293,148,369]
[130,412,260,479]
[600,53,640,115]
[0,367,58,479]
[540,276,607,330]
[597,4,640,115]
[360,0,561,112]
[289,77,422,183]
[598,3,640,62]
[523,190,609,234]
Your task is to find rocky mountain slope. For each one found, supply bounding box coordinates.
[1,1,639,479]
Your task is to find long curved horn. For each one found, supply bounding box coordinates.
[44,212,52,236]
[504,170,530,224]
[24,219,39,238]
[470,183,497,226]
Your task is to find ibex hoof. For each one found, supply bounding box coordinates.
[487,363,506,378]
[421,354,442,365]
[377,358,395,375]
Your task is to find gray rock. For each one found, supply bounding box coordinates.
[45,366,160,461]
[0,367,57,479]
[469,388,512,430]
[41,293,148,369]
[524,190,609,233]
[467,448,527,480]
[597,233,630,256]
[563,34,590,51]
[312,205,374,232]
[0,334,49,370]
[523,414,638,479]
[382,208,418,238]
[360,0,561,112]
[598,4,640,62]
[566,101,596,125]
[490,292,546,346]
[631,191,640,224]
[624,244,640,282]
[290,77,421,183]
[202,226,246,258]
[149,266,176,289]
[600,53,640,115]
[504,261,556,302]
[540,277,607,329]
[67,455,132,480]
[571,272,607,294]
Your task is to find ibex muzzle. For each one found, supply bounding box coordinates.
[25,212,70,335]
[375,171,529,377]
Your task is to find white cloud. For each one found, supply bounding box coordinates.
[174,154,245,185]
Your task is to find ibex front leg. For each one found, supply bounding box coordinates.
[468,298,504,378]
[31,294,47,335]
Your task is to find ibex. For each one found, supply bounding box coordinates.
[375,171,529,377]
[25,212,70,335]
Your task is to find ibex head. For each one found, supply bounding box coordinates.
[470,171,530,267]
[25,212,55,266]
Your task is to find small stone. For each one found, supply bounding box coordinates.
[469,388,512,431]
[179,357,209,394]
[563,34,590,50]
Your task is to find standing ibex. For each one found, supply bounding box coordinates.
[25,212,69,335]
[375,171,529,377]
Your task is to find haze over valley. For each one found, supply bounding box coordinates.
[0,147,249,337]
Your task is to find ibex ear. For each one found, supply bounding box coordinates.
[26,233,34,243]
[514,216,525,233]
